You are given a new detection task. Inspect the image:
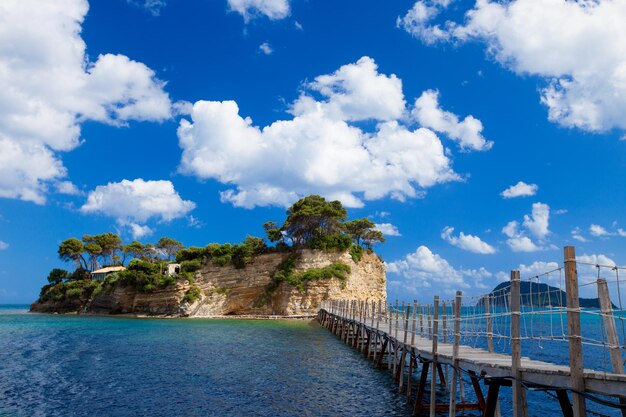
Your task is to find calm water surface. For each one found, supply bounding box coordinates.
[0,306,411,417]
[1,306,622,416]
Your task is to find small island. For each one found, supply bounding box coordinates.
[31,195,388,317]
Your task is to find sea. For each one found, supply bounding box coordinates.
[0,305,622,417]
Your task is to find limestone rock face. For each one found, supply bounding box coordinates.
[190,249,386,316]
[31,249,386,317]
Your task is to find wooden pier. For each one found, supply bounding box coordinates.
[317,247,626,417]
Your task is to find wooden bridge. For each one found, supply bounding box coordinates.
[317,247,626,417]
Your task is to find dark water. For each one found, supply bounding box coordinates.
[0,306,410,417]
[1,306,622,416]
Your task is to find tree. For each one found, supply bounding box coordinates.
[344,218,376,246]
[282,195,347,247]
[83,241,102,271]
[58,238,88,270]
[263,221,283,244]
[122,241,145,265]
[362,229,385,249]
[82,233,122,267]
[156,237,183,261]
[47,268,69,285]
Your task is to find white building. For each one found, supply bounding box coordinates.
[91,266,126,281]
[166,263,181,276]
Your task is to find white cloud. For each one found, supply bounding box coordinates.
[399,0,626,133]
[127,0,167,16]
[523,202,550,239]
[178,57,478,208]
[387,245,469,293]
[227,0,290,22]
[589,224,610,237]
[295,57,406,122]
[128,223,153,239]
[55,181,81,196]
[412,90,492,151]
[507,236,541,253]
[501,181,538,199]
[518,261,560,279]
[441,226,495,254]
[0,0,172,204]
[80,179,196,231]
[618,228,626,237]
[387,245,495,298]
[259,42,273,55]
[502,203,552,252]
[374,223,401,237]
[397,0,453,45]
[0,241,8,250]
[571,227,588,242]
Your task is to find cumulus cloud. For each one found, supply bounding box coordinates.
[412,90,492,151]
[502,203,552,252]
[178,56,490,208]
[589,224,610,237]
[387,245,469,292]
[501,181,538,199]
[523,202,550,239]
[387,245,494,298]
[0,241,8,250]
[297,57,406,122]
[571,227,588,242]
[441,226,495,254]
[374,223,401,237]
[128,223,154,239]
[259,42,273,55]
[227,0,290,21]
[80,179,195,233]
[0,0,172,204]
[399,0,626,133]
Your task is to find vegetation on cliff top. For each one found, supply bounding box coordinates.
[36,195,385,309]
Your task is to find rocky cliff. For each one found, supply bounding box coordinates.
[31,249,386,317]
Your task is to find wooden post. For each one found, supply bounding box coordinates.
[485,294,494,353]
[407,300,417,401]
[399,304,410,391]
[419,305,424,337]
[388,303,393,370]
[449,292,461,417]
[430,295,439,417]
[597,278,626,417]
[393,300,403,378]
[511,270,525,417]
[564,246,586,417]
[442,300,449,393]
[428,304,432,339]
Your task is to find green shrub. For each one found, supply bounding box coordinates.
[176,246,207,263]
[128,258,160,275]
[143,283,156,293]
[213,287,232,296]
[180,259,202,273]
[183,286,202,303]
[158,275,176,288]
[308,234,352,251]
[350,244,364,263]
[65,288,83,299]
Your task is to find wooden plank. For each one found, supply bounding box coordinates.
[564,246,586,417]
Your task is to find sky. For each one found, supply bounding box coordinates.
[1,0,626,304]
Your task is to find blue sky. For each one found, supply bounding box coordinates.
[1,0,625,303]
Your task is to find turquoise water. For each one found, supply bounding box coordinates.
[0,306,410,417]
[1,306,622,416]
